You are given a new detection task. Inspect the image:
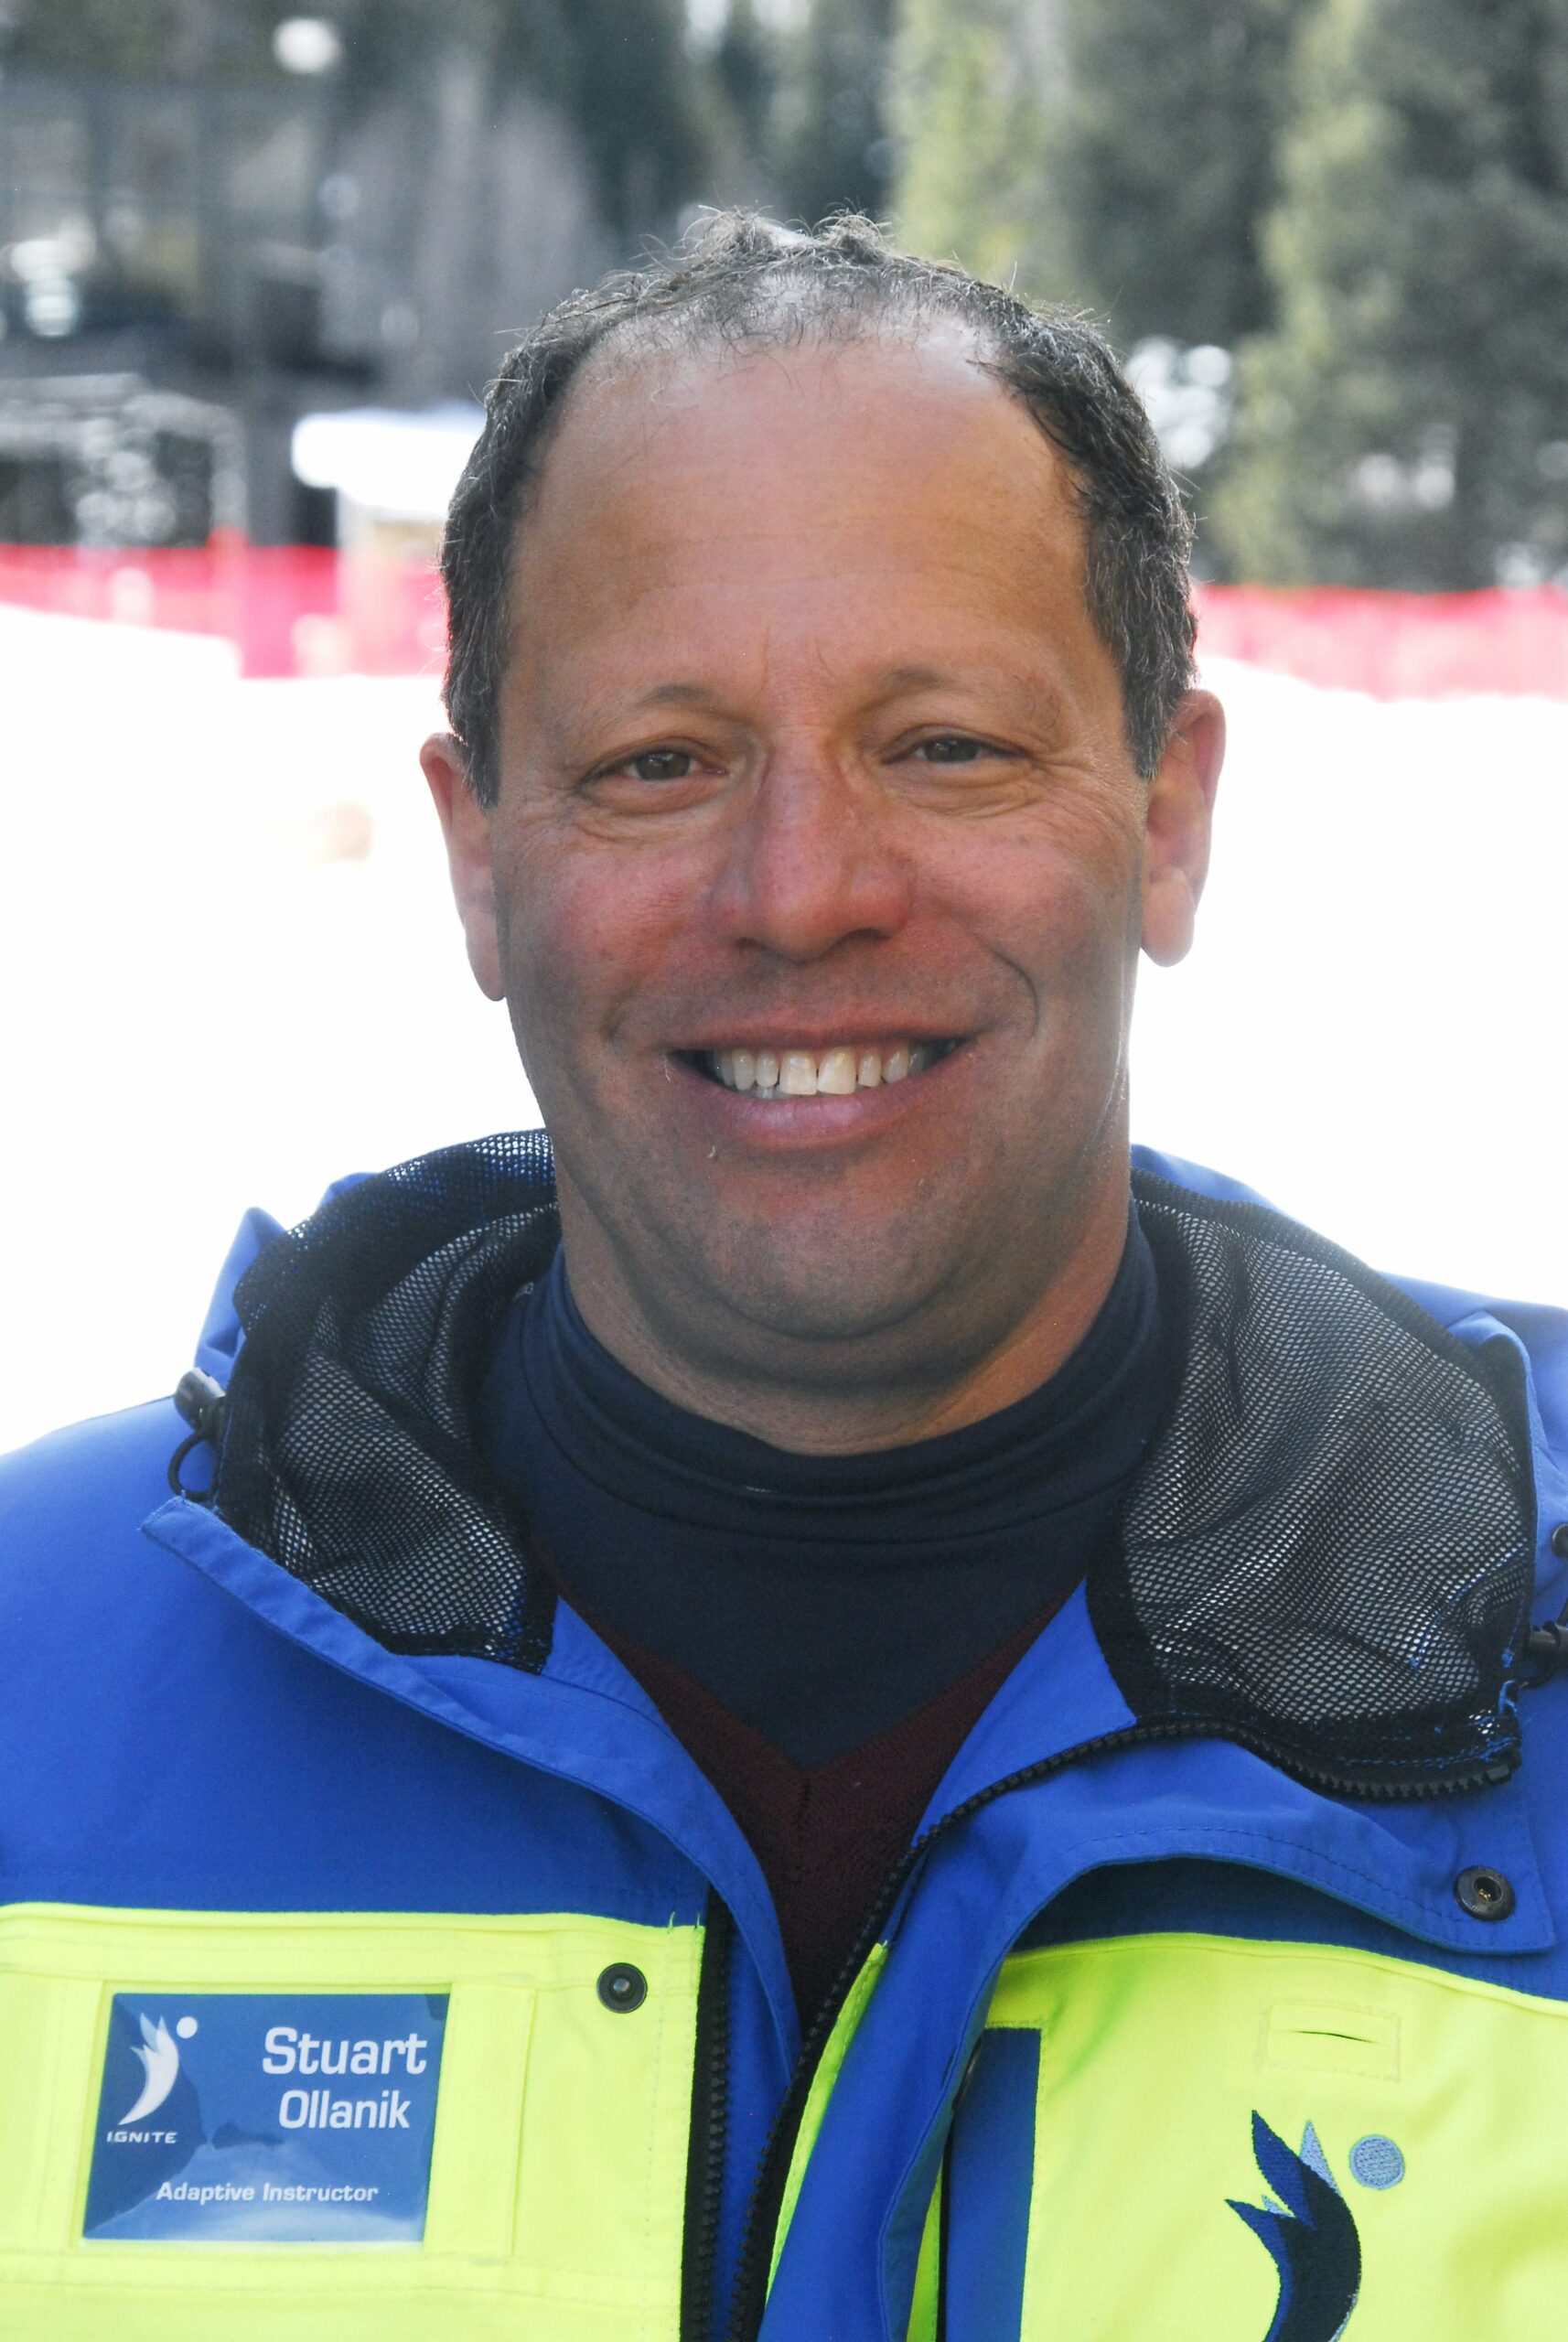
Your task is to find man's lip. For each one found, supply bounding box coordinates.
[666,1027,970,1054]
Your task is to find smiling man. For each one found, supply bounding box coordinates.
[423,294,1215,1462]
[4,214,1568,2342]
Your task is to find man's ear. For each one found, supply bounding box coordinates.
[1140,689,1225,968]
[420,732,506,1002]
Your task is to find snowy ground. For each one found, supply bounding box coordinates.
[2,603,1564,1455]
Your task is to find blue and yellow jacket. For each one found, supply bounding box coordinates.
[3,1134,1568,2342]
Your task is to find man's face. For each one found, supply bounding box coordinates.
[428,328,1219,1420]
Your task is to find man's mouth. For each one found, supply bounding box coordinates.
[684,1038,963,1099]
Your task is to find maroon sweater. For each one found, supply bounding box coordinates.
[585,1599,1068,2021]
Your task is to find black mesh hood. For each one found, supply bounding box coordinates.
[205,1137,1537,1789]
[215,1131,562,1669]
[1097,1170,1537,1789]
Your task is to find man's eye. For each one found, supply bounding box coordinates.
[914,736,993,765]
[626,748,694,782]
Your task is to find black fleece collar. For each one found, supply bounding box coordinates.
[207,1134,1537,1798]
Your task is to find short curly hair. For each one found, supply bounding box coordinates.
[440,210,1195,806]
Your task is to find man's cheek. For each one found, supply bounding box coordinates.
[503,918,649,1123]
[499,853,603,1010]
[497,908,589,1101]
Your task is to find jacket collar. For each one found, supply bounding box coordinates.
[193,1133,1540,1810]
[1095,1166,1538,1796]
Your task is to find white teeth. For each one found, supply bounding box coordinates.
[706,1040,951,1097]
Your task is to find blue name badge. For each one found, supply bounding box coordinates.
[83,1991,447,2242]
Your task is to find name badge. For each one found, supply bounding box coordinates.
[83,1991,447,2242]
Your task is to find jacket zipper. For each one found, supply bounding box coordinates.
[682,1893,735,2342]
[724,1714,1513,2341]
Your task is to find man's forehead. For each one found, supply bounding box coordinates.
[522,318,1076,537]
[490,326,1109,743]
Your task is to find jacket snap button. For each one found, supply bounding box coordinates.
[597,1961,649,2012]
[1455,1865,1516,1921]
[1551,1522,1568,1562]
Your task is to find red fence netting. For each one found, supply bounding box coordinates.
[0,544,1564,699]
[0,540,446,679]
[1192,584,1568,700]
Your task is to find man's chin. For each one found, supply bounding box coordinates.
[553,1138,1028,1397]
[646,1232,980,1379]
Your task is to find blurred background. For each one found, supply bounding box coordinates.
[1,0,1564,1449]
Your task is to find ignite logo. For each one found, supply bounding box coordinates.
[1229,2113,1362,2342]
[115,2013,197,2126]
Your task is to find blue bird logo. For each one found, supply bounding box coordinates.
[1229,2113,1362,2341]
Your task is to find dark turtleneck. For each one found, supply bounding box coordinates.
[478,1209,1168,2016]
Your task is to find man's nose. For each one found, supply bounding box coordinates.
[710,750,914,963]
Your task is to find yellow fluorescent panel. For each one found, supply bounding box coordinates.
[0,1902,703,2342]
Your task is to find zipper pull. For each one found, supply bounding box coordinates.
[167,1367,227,1498]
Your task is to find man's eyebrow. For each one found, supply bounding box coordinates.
[865,663,953,696]
[579,663,1052,727]
[866,661,1059,711]
[630,680,724,711]
[629,667,962,710]
[558,679,722,742]
[868,661,1074,732]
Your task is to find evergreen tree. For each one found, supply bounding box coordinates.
[343,0,715,241]
[890,0,1057,291]
[890,0,1295,345]
[1216,0,1568,586]
[1045,0,1298,348]
[714,0,778,160]
[775,0,897,225]
[693,0,784,211]
[519,0,716,239]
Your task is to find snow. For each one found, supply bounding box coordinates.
[2,607,1563,1455]
[1133,655,1568,1311]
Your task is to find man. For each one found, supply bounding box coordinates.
[2,213,1566,2342]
